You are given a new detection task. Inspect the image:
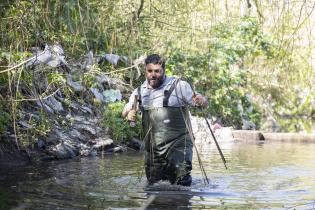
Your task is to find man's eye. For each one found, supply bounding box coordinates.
[147,70,152,73]
[154,70,160,73]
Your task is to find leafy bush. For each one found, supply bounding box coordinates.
[102,102,142,142]
[166,18,272,128]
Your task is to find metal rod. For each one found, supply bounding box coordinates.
[185,109,210,185]
[175,80,210,185]
[182,109,209,184]
[203,110,228,169]
[185,78,227,170]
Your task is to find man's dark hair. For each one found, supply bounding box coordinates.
[145,54,165,70]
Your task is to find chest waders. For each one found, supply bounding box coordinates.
[138,80,193,186]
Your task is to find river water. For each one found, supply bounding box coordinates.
[1,140,315,209]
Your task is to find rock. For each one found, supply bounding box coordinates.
[92,138,114,150]
[69,129,85,141]
[232,130,265,141]
[103,89,122,102]
[18,121,34,129]
[90,87,105,102]
[52,142,78,159]
[47,129,70,144]
[104,54,120,66]
[128,138,144,151]
[73,123,98,136]
[55,90,65,102]
[37,139,46,149]
[82,51,94,71]
[89,149,98,156]
[262,132,315,143]
[120,56,128,64]
[36,100,54,114]
[79,143,92,156]
[45,96,64,112]
[80,106,93,114]
[215,127,234,142]
[72,115,87,122]
[81,148,98,157]
[68,101,80,111]
[40,156,55,162]
[96,75,108,84]
[66,74,84,92]
[73,115,98,125]
[28,113,40,120]
[113,146,125,153]
[105,145,127,153]
[190,115,214,145]
[105,77,130,93]
[95,126,102,134]
[25,44,68,68]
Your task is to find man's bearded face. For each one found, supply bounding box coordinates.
[145,63,165,89]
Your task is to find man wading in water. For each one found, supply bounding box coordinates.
[122,54,208,186]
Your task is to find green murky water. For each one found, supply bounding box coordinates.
[1,140,315,209]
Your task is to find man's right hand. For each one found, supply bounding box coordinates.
[127,110,137,122]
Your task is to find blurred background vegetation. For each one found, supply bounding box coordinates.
[0,0,314,146]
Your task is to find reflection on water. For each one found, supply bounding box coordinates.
[1,141,315,209]
[141,193,193,210]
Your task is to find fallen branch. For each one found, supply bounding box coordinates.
[5,88,60,102]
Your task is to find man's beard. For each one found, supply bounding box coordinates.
[147,76,164,89]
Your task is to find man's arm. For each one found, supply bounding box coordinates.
[121,89,138,120]
[178,80,208,108]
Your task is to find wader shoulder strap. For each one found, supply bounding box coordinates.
[163,79,179,107]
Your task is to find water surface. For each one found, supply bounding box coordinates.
[1,140,315,209]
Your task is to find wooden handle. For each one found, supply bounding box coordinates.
[129,95,138,127]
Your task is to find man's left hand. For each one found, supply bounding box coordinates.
[193,95,208,108]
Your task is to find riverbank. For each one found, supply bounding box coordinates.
[1,44,313,168]
[2,122,315,168]
[0,46,141,167]
[232,130,315,143]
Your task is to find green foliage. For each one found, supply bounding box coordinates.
[103,102,142,142]
[166,18,270,128]
[47,72,66,86]
[83,73,98,89]
[0,0,314,136]
[271,90,315,132]
[0,0,146,58]
[18,109,52,148]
